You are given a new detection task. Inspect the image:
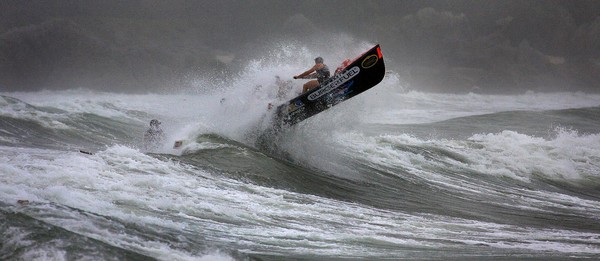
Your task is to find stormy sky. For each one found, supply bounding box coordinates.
[1,0,599,93]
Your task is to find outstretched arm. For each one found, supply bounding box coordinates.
[294,64,321,79]
[295,72,317,79]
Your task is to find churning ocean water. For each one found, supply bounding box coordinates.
[2,62,600,260]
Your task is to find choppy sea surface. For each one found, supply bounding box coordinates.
[2,67,600,260]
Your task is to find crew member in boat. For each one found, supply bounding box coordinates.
[294,57,330,93]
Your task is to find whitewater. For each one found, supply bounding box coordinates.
[2,46,600,260]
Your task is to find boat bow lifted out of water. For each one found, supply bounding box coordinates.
[273,44,385,126]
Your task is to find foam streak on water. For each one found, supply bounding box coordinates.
[2,49,600,259]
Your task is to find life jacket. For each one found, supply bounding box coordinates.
[316,64,330,84]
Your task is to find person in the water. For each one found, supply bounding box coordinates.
[143,119,165,150]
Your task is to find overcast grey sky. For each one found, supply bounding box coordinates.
[1,0,599,93]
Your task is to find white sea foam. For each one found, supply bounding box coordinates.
[466,128,600,181]
[361,91,600,124]
[335,125,600,183]
[0,95,70,129]
[2,42,600,259]
[2,142,600,258]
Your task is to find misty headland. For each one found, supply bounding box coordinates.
[1,0,599,94]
